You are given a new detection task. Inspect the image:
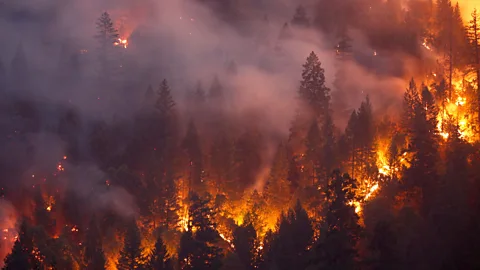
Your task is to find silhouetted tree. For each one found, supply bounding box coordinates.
[84,218,106,270]
[291,5,310,27]
[233,223,257,270]
[3,219,41,270]
[148,234,173,270]
[95,12,120,83]
[117,219,145,269]
[311,171,360,270]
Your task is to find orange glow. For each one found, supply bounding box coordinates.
[435,72,475,142]
[114,38,128,49]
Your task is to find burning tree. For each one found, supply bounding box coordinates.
[117,219,145,270]
[95,12,121,85]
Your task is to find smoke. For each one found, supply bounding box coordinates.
[0,0,427,216]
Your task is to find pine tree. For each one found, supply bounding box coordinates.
[304,120,321,186]
[194,81,206,104]
[287,156,301,193]
[117,219,145,270]
[210,130,234,194]
[233,130,263,192]
[178,229,194,270]
[182,120,204,192]
[467,8,480,127]
[368,220,399,270]
[156,79,176,117]
[278,22,292,40]
[345,110,359,179]
[263,142,290,211]
[84,218,106,270]
[291,5,310,27]
[404,84,439,213]
[3,219,41,270]
[356,96,376,180]
[270,201,313,270]
[95,12,120,83]
[3,239,30,270]
[332,30,353,123]
[148,235,173,270]
[187,192,223,270]
[144,85,155,105]
[33,188,55,237]
[289,51,330,153]
[299,51,331,121]
[320,110,336,181]
[160,170,181,231]
[311,171,360,270]
[209,75,223,100]
[233,223,258,270]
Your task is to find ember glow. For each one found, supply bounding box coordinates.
[114,38,128,49]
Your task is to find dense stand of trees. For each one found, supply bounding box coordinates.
[2,1,480,270]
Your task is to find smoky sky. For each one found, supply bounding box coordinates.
[0,0,436,229]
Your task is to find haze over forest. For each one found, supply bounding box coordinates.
[0,0,480,269]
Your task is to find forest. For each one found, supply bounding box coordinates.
[0,0,480,269]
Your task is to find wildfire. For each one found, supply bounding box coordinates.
[435,73,474,142]
[422,39,432,51]
[114,38,128,49]
[219,233,234,249]
[46,206,51,212]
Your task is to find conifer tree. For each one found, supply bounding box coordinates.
[467,8,480,126]
[299,51,331,121]
[160,170,180,231]
[3,219,37,270]
[404,84,439,213]
[233,130,263,192]
[270,201,313,270]
[182,120,204,192]
[304,120,321,186]
[148,235,173,270]
[332,30,353,122]
[33,189,55,237]
[187,192,223,270]
[194,81,206,104]
[156,80,176,117]
[209,75,223,100]
[117,219,145,270]
[233,223,258,270]
[264,142,290,211]
[345,110,359,178]
[291,5,310,27]
[84,218,106,270]
[311,171,360,270]
[95,12,120,83]
[289,51,330,153]
[144,85,155,105]
[356,96,376,180]
[210,130,234,194]
[178,229,194,270]
[368,220,399,270]
[320,110,336,181]
[278,22,292,40]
